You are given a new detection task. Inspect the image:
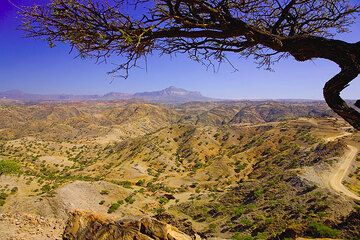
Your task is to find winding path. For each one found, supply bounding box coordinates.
[324,132,359,200]
[323,132,352,143]
[328,145,360,200]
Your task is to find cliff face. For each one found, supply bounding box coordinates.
[63,211,198,240]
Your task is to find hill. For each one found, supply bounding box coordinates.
[229,101,334,124]
[0,100,359,240]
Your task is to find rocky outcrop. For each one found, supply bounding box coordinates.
[63,211,198,240]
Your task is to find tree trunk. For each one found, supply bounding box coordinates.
[283,37,360,130]
[355,100,360,109]
[323,68,360,130]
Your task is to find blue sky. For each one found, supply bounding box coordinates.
[0,0,359,100]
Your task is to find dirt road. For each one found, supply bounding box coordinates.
[329,145,360,200]
[323,132,352,143]
[302,130,360,200]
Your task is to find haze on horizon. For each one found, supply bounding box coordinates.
[1,0,360,100]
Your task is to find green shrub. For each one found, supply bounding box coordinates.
[100,190,109,195]
[154,206,165,214]
[209,223,217,231]
[107,202,120,213]
[41,184,52,193]
[194,160,203,170]
[254,188,264,198]
[255,232,269,240]
[246,204,256,211]
[240,217,253,227]
[231,233,253,240]
[234,206,245,216]
[0,192,7,206]
[234,161,247,173]
[354,205,360,211]
[308,222,340,238]
[136,179,145,186]
[159,197,169,205]
[119,181,132,189]
[0,160,21,175]
[125,195,135,204]
[10,187,18,194]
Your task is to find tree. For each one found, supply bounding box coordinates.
[21,0,360,129]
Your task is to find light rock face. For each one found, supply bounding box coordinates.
[63,211,196,240]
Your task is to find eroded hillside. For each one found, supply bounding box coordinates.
[0,100,359,240]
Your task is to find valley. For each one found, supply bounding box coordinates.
[0,99,359,240]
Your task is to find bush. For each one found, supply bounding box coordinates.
[354,205,360,211]
[119,181,132,189]
[308,222,340,238]
[240,217,253,227]
[253,188,264,198]
[209,223,216,231]
[234,206,245,216]
[125,195,135,204]
[255,232,269,240]
[231,233,253,240]
[159,197,169,205]
[10,187,18,194]
[234,161,247,173]
[0,160,21,175]
[41,184,52,193]
[107,203,120,213]
[154,206,165,214]
[100,190,109,195]
[136,179,145,186]
[0,192,7,206]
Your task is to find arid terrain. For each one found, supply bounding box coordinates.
[0,98,359,240]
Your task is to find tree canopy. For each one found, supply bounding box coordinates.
[21,0,360,129]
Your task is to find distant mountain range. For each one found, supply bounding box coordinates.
[0,87,215,103]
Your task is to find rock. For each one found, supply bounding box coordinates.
[63,211,197,240]
[163,194,176,200]
[154,213,196,237]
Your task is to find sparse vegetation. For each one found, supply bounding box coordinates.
[0,100,358,239]
[118,181,132,189]
[124,195,135,204]
[135,179,145,186]
[0,191,7,206]
[308,222,340,238]
[100,190,109,195]
[107,202,121,214]
[0,160,21,175]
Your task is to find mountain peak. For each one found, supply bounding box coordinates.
[165,86,183,91]
[133,86,207,103]
[161,86,199,96]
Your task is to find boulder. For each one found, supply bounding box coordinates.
[63,211,196,240]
